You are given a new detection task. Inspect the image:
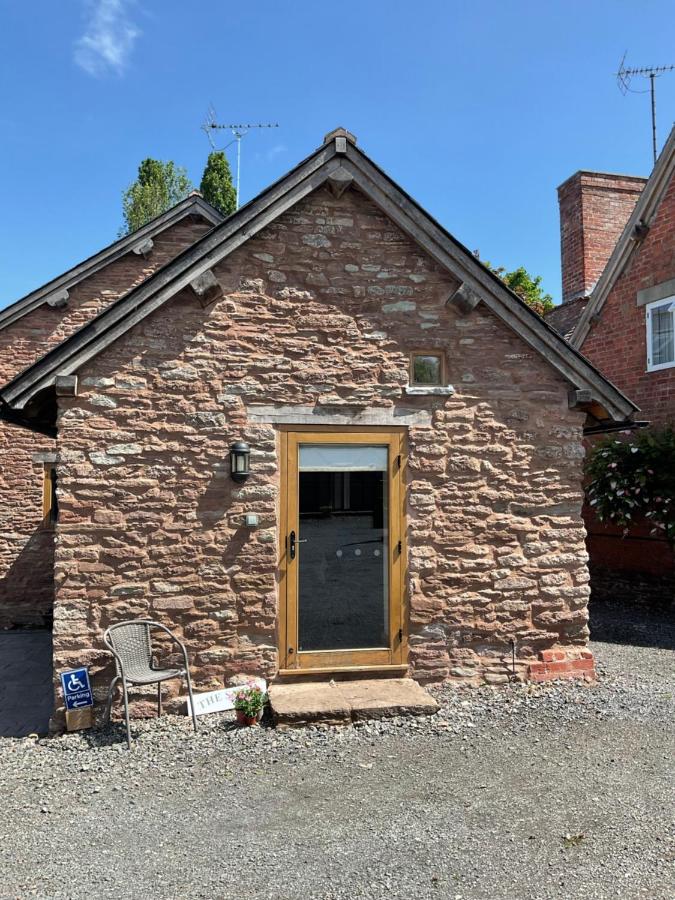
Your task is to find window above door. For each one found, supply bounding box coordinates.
[410,352,444,386]
[406,351,455,396]
[646,297,675,371]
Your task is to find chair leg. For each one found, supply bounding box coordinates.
[121,680,132,750]
[157,682,162,718]
[184,669,198,733]
[104,676,121,725]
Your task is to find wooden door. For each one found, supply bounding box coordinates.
[279,428,406,674]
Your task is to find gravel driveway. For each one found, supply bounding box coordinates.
[0,599,672,900]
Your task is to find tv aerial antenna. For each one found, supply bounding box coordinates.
[616,52,675,164]
[201,106,279,209]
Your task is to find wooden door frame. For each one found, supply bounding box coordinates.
[278,426,408,676]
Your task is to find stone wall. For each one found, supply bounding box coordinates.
[0,216,214,629]
[50,184,590,722]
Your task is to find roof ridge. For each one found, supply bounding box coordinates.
[0,131,638,429]
[0,193,224,332]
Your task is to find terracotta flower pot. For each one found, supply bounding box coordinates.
[235,709,260,727]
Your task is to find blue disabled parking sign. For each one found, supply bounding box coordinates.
[60,668,93,711]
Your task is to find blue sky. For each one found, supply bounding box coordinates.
[2,0,675,307]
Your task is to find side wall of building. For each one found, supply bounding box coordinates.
[0,216,214,628]
[581,174,675,424]
[50,186,589,722]
[579,175,675,609]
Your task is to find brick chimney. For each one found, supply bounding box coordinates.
[558,171,647,302]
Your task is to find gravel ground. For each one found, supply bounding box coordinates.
[0,600,672,900]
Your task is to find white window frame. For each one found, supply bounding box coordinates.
[646,296,675,372]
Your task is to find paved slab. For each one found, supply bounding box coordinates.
[269,681,351,726]
[0,630,53,737]
[269,677,438,726]
[337,678,439,720]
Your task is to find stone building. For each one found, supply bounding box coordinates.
[548,126,675,606]
[0,129,637,724]
[0,195,222,629]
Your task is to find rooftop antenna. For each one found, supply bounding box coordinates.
[201,107,279,209]
[616,52,675,165]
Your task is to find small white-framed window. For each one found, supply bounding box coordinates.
[646,297,675,371]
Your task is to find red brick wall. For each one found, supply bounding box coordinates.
[0,216,214,629]
[49,185,591,722]
[558,171,646,303]
[578,174,675,608]
[580,173,675,425]
[584,514,675,608]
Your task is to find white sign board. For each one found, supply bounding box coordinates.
[187,678,266,717]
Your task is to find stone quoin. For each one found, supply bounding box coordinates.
[0,129,638,727]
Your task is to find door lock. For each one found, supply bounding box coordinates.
[288,530,307,560]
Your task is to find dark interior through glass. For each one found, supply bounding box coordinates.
[298,469,389,651]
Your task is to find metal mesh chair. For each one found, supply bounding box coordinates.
[104,620,198,748]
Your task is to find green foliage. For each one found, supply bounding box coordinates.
[501,266,555,314]
[121,158,193,235]
[585,427,675,541]
[479,258,555,315]
[200,151,237,217]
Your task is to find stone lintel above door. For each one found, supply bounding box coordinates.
[244,404,432,427]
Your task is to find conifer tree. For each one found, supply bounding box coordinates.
[121,159,193,234]
[200,151,237,217]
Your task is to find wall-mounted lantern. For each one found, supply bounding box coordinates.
[230,441,251,482]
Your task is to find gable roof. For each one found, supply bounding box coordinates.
[0,193,223,332]
[571,125,675,349]
[0,128,638,434]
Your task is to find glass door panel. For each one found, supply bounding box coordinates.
[297,445,389,651]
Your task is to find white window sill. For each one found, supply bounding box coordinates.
[404,385,456,396]
[646,360,675,373]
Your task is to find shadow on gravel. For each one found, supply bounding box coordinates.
[590,596,675,651]
[77,724,130,749]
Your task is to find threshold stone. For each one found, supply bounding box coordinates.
[269,678,439,727]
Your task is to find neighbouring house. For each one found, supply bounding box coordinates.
[0,128,637,728]
[0,194,223,630]
[548,126,675,607]
[548,168,647,338]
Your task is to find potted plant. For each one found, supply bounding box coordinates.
[233,682,267,726]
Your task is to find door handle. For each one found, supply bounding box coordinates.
[288,530,307,560]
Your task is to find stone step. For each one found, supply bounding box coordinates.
[269,677,439,728]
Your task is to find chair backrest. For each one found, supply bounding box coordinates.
[104,621,153,674]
